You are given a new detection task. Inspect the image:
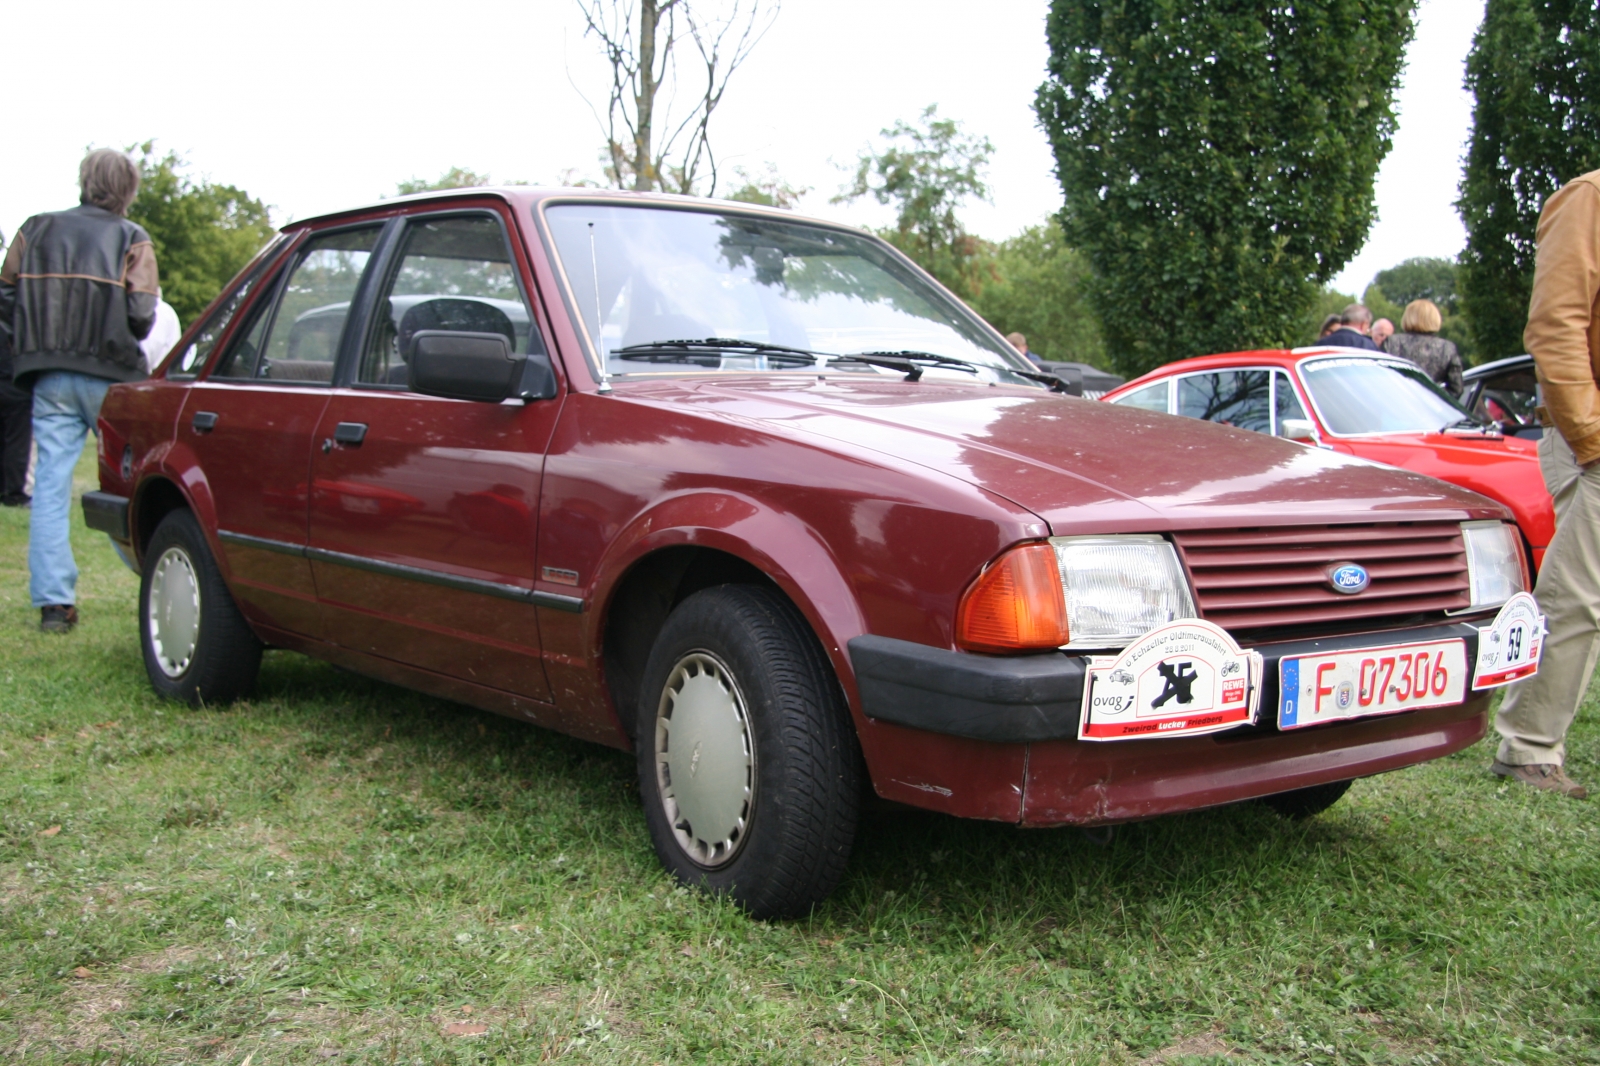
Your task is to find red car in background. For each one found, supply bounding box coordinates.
[1103,349,1555,570]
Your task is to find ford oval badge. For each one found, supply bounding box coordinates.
[1328,562,1370,595]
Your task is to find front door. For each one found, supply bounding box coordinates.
[306,210,561,700]
[181,225,384,638]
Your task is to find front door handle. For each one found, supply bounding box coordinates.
[333,422,368,446]
[191,411,218,433]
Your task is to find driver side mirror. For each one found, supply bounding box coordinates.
[408,331,558,403]
[1279,418,1318,443]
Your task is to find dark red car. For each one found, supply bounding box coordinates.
[88,190,1534,917]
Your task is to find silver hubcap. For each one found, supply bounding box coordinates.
[655,651,755,868]
[148,546,201,678]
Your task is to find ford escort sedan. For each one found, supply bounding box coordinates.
[1102,348,1555,569]
[88,189,1539,917]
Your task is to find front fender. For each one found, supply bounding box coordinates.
[595,489,868,678]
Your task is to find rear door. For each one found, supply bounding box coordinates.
[306,208,561,700]
[179,224,386,638]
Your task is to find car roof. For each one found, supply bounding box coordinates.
[1104,346,1448,404]
[1462,353,1533,380]
[283,185,851,234]
[1107,345,1403,395]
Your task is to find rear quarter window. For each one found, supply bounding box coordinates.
[165,235,290,379]
[1113,381,1171,413]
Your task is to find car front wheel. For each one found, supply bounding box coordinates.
[140,509,263,705]
[636,584,862,919]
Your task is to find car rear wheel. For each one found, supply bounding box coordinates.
[1260,779,1353,820]
[636,585,862,919]
[140,509,262,705]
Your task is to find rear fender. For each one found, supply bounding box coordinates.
[131,440,224,573]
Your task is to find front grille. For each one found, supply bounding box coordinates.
[1171,522,1470,635]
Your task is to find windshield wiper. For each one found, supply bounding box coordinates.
[613,337,821,367]
[831,350,1072,392]
[1439,416,1497,434]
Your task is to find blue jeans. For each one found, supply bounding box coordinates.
[30,371,112,608]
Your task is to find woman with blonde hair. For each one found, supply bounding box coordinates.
[1382,298,1464,396]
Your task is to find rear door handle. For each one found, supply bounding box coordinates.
[333,422,368,446]
[191,411,218,433]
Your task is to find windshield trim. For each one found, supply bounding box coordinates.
[1293,353,1474,439]
[531,195,1037,388]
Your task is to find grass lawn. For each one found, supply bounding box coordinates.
[2,444,1597,1064]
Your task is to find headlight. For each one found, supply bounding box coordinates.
[1461,520,1526,608]
[955,535,1197,654]
[1050,534,1197,648]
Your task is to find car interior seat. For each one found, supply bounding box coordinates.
[391,299,518,385]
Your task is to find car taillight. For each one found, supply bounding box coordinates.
[956,543,1071,653]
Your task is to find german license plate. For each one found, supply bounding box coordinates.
[1278,639,1467,729]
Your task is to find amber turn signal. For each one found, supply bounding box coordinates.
[956,542,1071,653]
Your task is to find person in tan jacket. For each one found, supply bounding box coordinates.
[1492,168,1600,798]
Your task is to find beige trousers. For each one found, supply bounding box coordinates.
[1494,429,1600,766]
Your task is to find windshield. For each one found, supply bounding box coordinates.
[544,203,1036,383]
[1300,357,1476,435]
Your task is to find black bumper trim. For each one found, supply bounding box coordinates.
[82,491,130,539]
[848,620,1486,744]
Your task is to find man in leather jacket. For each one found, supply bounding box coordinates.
[0,150,158,632]
[0,227,32,508]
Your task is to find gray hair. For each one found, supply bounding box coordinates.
[1340,303,1372,328]
[79,149,141,215]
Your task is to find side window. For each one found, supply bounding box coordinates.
[1475,367,1539,427]
[1178,370,1271,433]
[1274,371,1309,434]
[209,226,382,384]
[210,282,278,379]
[358,214,541,387]
[1114,381,1170,413]
[168,235,288,377]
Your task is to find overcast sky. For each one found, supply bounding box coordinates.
[5,0,1482,302]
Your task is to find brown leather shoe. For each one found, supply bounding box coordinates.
[39,605,78,634]
[1492,760,1588,799]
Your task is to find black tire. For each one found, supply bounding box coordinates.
[635,585,862,919]
[139,509,262,705]
[1260,779,1353,820]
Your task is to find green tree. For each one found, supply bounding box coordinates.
[1037,0,1416,378]
[725,164,808,209]
[395,167,493,195]
[1305,286,1357,344]
[968,220,1105,367]
[125,144,277,327]
[1372,256,1460,312]
[835,106,995,301]
[1458,0,1600,359]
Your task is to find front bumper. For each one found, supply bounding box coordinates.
[849,620,1486,744]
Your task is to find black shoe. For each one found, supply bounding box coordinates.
[0,494,29,507]
[39,605,78,633]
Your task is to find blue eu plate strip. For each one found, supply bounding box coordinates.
[1280,658,1300,727]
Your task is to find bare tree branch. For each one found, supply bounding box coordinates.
[576,0,779,195]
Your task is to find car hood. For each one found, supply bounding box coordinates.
[641,377,1507,533]
[1338,430,1550,544]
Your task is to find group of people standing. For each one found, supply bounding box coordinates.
[1318,299,1465,395]
[0,150,180,632]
